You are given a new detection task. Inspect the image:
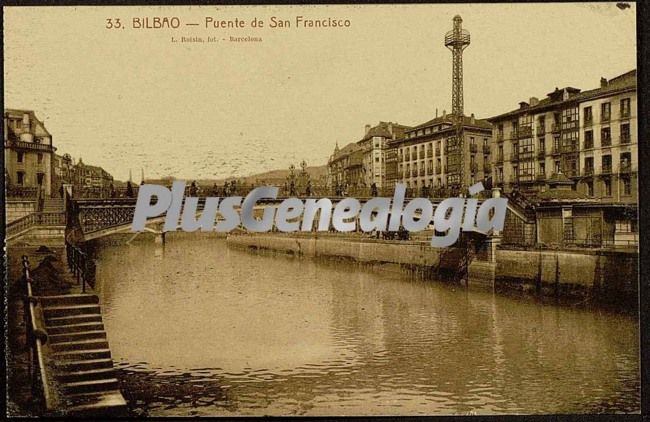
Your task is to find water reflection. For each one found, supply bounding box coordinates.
[94,235,640,416]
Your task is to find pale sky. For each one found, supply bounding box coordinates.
[4,3,636,181]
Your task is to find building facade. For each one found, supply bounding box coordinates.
[357,122,410,189]
[488,70,637,204]
[394,112,492,195]
[4,109,56,197]
[73,158,115,198]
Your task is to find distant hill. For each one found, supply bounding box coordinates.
[117,164,329,187]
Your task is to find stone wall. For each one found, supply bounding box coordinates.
[6,200,37,223]
[495,248,638,306]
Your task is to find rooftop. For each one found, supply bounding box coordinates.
[489,69,637,122]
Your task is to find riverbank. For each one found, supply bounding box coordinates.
[226,232,638,312]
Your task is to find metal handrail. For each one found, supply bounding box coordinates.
[22,256,54,411]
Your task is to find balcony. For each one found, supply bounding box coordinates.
[411,153,417,161]
[510,131,519,140]
[552,146,562,156]
[537,150,545,160]
[419,168,425,177]
[601,137,612,147]
[427,148,433,157]
[435,148,440,156]
[496,155,504,164]
[601,114,611,123]
[535,173,546,181]
[583,118,593,127]
[469,144,478,153]
[496,132,504,142]
[582,167,594,177]
[470,162,479,173]
[5,139,56,152]
[518,126,533,138]
[562,143,579,154]
[419,151,425,159]
[436,167,442,175]
[482,144,491,154]
[484,163,492,173]
[411,170,417,178]
[620,134,631,145]
[601,165,612,175]
[584,141,594,150]
[621,109,631,119]
[509,153,519,162]
[536,125,546,136]
[551,123,561,133]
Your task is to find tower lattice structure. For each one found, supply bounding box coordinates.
[444,15,471,191]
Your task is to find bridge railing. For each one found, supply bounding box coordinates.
[65,241,96,292]
[22,256,55,411]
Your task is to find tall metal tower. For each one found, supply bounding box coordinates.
[444,15,471,191]
[445,15,470,117]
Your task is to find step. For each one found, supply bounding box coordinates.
[52,348,112,361]
[62,378,120,395]
[55,358,114,372]
[48,322,105,335]
[44,304,101,319]
[66,390,127,415]
[46,314,103,327]
[56,367,117,383]
[49,330,107,344]
[50,339,109,353]
[39,294,99,307]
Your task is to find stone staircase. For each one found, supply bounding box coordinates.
[39,294,127,416]
[42,198,65,213]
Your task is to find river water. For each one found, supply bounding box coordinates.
[93,235,640,416]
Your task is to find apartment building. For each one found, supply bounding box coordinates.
[488,70,637,204]
[395,112,492,194]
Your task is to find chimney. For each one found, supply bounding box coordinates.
[442,109,446,117]
[365,124,371,135]
[20,112,34,142]
[600,77,608,88]
[387,122,393,135]
[529,96,539,107]
[470,113,475,124]
[519,101,529,110]
[436,108,438,118]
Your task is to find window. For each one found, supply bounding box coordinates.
[519,161,534,182]
[620,98,631,118]
[17,152,24,163]
[37,153,43,164]
[483,138,488,147]
[553,135,561,153]
[601,127,611,147]
[497,167,503,183]
[586,180,593,196]
[554,161,561,173]
[584,130,593,149]
[17,171,24,185]
[604,178,612,196]
[561,107,578,130]
[615,219,636,232]
[602,155,612,173]
[620,152,631,172]
[37,173,44,185]
[601,102,611,122]
[622,177,631,196]
[539,162,546,176]
[620,123,630,144]
[584,106,593,124]
[584,157,594,174]
[538,139,545,154]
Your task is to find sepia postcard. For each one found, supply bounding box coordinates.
[3,2,645,418]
